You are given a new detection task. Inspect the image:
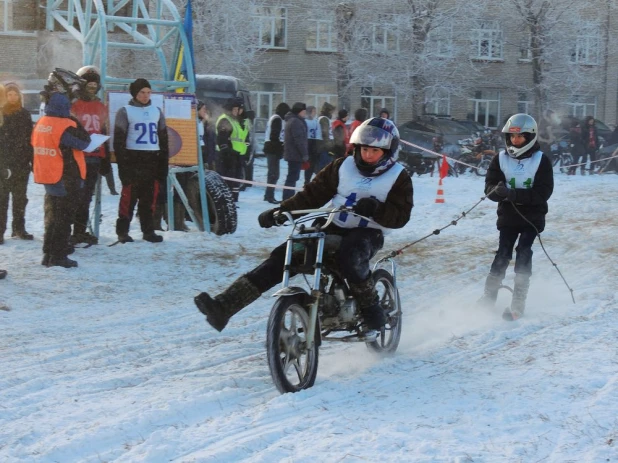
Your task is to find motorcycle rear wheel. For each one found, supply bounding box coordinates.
[475,158,491,176]
[366,269,402,354]
[266,295,319,393]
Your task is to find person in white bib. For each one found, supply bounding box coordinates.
[194,117,413,333]
[113,78,169,243]
[479,113,554,320]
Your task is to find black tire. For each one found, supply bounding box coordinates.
[186,170,237,235]
[266,295,319,394]
[366,269,402,354]
[559,154,573,174]
[475,158,490,176]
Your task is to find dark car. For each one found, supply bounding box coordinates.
[398,125,459,176]
[455,119,491,137]
[559,115,611,143]
[399,116,472,145]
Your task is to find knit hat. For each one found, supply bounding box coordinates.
[338,109,348,119]
[129,78,151,97]
[4,82,21,96]
[291,102,307,115]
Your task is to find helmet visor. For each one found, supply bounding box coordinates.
[349,125,393,149]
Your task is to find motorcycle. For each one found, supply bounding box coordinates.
[456,137,496,176]
[265,207,402,394]
[550,139,574,174]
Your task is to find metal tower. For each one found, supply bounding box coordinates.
[45,0,195,93]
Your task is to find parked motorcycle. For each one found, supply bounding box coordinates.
[456,137,496,176]
[266,207,402,394]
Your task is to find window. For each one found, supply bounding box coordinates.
[252,83,285,119]
[425,90,450,115]
[471,21,503,60]
[571,33,600,65]
[468,90,500,128]
[307,19,336,51]
[429,22,453,58]
[368,16,399,53]
[0,0,11,31]
[519,31,532,60]
[360,94,396,120]
[566,95,597,118]
[517,92,531,114]
[306,93,337,111]
[253,7,287,49]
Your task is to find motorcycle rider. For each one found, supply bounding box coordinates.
[194,117,413,332]
[479,114,554,320]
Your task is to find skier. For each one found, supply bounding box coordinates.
[479,113,554,320]
[194,117,413,333]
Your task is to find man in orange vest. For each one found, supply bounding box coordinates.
[32,69,91,268]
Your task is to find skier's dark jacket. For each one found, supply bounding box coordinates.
[485,142,554,232]
[280,156,412,230]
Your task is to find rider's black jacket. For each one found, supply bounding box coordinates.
[279,156,413,230]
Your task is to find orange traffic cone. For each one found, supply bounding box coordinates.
[435,178,445,203]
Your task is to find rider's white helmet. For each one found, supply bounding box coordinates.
[502,113,538,158]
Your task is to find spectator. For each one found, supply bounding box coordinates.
[347,108,368,154]
[316,102,335,171]
[567,119,585,175]
[0,82,34,243]
[582,115,599,174]
[201,103,217,171]
[33,69,91,268]
[215,98,244,205]
[70,66,110,245]
[331,109,350,159]
[304,105,321,184]
[263,102,290,204]
[282,102,308,201]
[114,78,169,243]
[537,109,557,156]
[379,108,390,119]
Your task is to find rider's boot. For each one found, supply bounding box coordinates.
[503,273,530,321]
[477,273,503,309]
[349,276,386,331]
[194,276,261,332]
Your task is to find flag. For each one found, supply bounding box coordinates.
[439,155,450,180]
[174,0,194,91]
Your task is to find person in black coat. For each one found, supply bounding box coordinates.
[0,83,34,243]
[282,102,308,201]
[567,119,585,175]
[263,102,290,204]
[582,115,600,174]
[479,114,554,321]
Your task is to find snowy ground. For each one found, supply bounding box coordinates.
[1,158,617,463]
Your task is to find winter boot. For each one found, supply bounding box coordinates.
[503,273,530,321]
[349,276,386,331]
[143,231,163,243]
[71,232,98,245]
[194,276,261,332]
[153,204,165,231]
[117,233,134,244]
[477,273,504,309]
[47,256,78,268]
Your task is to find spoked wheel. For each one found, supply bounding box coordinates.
[266,295,319,393]
[366,269,402,354]
[475,158,490,176]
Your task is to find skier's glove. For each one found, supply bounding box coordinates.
[494,181,516,202]
[353,197,382,218]
[258,208,287,228]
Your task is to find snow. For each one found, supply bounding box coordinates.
[1,158,617,462]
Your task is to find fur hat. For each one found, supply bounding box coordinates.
[291,102,307,115]
[4,82,21,96]
[129,78,151,97]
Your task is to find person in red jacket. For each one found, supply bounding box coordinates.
[347,108,368,154]
[33,69,91,268]
[70,66,111,245]
[331,109,350,159]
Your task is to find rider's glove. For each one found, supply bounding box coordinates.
[258,208,280,228]
[494,181,516,202]
[353,197,382,218]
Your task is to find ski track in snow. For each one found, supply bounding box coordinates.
[1,159,617,462]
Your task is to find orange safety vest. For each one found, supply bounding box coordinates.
[32,116,86,184]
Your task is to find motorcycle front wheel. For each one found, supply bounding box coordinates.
[475,158,491,176]
[559,154,573,174]
[266,295,319,393]
[366,269,402,354]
